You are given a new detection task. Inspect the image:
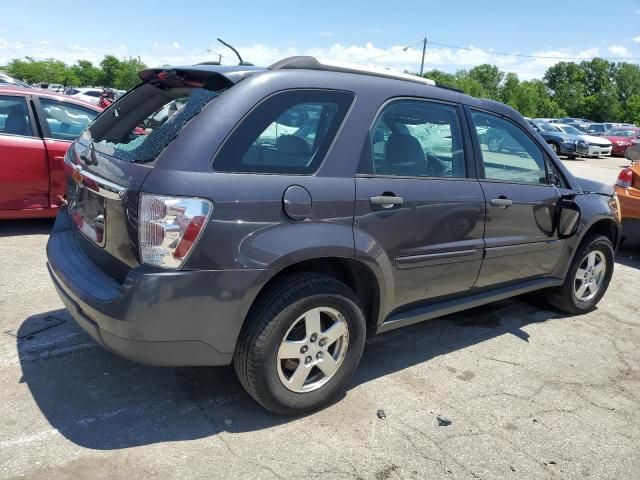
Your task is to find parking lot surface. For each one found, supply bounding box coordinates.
[1,157,639,480]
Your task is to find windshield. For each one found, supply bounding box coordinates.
[607,129,637,137]
[559,125,583,135]
[87,83,222,162]
[540,123,560,133]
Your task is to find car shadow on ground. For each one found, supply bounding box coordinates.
[616,244,640,269]
[0,219,54,237]
[17,297,564,450]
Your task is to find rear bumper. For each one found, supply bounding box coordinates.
[46,208,265,366]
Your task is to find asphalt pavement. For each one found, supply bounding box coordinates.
[0,156,639,479]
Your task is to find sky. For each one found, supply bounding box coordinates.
[2,0,640,80]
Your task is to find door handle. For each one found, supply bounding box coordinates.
[370,195,404,208]
[490,197,513,208]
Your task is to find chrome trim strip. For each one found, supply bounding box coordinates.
[395,249,478,270]
[65,155,125,200]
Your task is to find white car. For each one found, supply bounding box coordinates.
[67,87,103,105]
[551,123,612,157]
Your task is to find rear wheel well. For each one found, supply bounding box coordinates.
[254,258,380,333]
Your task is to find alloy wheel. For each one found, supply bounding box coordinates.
[574,250,607,302]
[276,307,349,393]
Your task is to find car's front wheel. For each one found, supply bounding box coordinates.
[234,273,366,415]
[542,234,614,314]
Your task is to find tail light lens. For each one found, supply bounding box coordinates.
[616,168,634,188]
[139,193,212,269]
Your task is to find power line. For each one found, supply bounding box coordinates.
[356,38,640,64]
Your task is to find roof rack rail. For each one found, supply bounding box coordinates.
[269,56,436,86]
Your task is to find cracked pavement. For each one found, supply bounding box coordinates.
[1,158,639,479]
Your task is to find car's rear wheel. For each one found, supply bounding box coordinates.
[541,234,614,314]
[234,273,366,415]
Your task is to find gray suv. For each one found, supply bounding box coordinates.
[46,57,621,415]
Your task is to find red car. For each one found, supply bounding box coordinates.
[0,86,101,219]
[603,127,640,157]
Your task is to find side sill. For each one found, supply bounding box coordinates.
[377,277,563,334]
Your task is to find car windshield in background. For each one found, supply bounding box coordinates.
[540,123,561,132]
[608,129,638,137]
[560,125,584,136]
[88,84,222,162]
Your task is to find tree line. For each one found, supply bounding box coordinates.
[422,58,640,124]
[0,55,147,90]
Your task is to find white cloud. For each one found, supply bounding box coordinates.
[39,40,49,46]
[608,44,631,57]
[319,32,334,38]
[0,39,633,81]
[633,35,640,43]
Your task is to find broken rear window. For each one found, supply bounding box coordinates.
[86,82,223,162]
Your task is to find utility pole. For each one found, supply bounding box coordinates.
[419,37,427,77]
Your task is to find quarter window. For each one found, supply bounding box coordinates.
[472,111,548,185]
[214,90,354,174]
[0,95,33,137]
[363,100,466,178]
[40,99,98,141]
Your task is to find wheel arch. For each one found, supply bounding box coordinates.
[246,257,384,336]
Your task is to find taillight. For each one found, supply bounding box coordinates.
[139,193,212,269]
[616,168,633,188]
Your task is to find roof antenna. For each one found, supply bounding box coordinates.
[217,38,253,66]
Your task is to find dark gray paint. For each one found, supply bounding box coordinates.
[46,63,621,366]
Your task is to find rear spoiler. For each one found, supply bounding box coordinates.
[139,65,264,88]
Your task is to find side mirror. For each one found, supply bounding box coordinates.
[626,143,640,162]
[556,197,581,239]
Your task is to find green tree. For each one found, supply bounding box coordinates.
[71,60,101,86]
[467,64,504,100]
[623,94,640,125]
[454,69,486,97]
[500,72,520,107]
[544,62,587,117]
[113,57,146,89]
[99,55,121,87]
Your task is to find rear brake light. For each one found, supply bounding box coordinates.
[139,194,212,269]
[616,168,633,188]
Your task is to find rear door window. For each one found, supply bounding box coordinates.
[362,100,466,178]
[40,99,98,141]
[214,90,354,174]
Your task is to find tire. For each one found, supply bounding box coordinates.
[541,234,614,314]
[549,142,559,155]
[234,273,366,415]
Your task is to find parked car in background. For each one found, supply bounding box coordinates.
[0,72,30,88]
[615,144,640,241]
[529,121,589,158]
[67,87,103,105]
[551,123,612,157]
[46,57,620,415]
[583,123,610,136]
[533,118,558,124]
[603,127,640,157]
[0,86,100,219]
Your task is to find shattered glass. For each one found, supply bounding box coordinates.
[96,88,220,162]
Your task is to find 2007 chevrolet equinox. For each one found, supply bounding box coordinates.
[46,56,621,414]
